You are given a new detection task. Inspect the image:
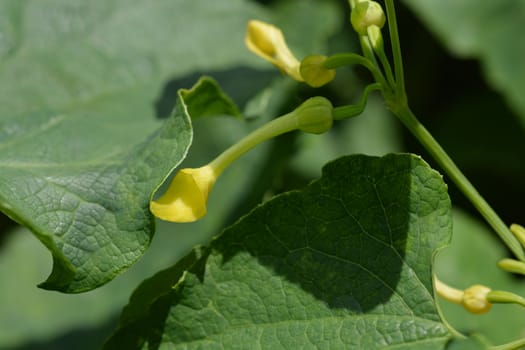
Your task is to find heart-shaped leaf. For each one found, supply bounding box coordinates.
[106,154,454,349]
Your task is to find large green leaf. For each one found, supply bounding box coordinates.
[402,0,525,126]
[106,154,454,349]
[0,0,341,293]
[0,79,294,349]
[0,77,241,293]
[0,0,266,117]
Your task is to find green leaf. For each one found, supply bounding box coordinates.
[0,80,282,347]
[0,225,193,348]
[0,0,266,117]
[179,77,242,119]
[0,0,341,293]
[106,154,454,349]
[402,0,525,126]
[0,76,239,293]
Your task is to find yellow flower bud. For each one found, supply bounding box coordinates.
[350,1,386,35]
[150,166,217,223]
[462,285,492,314]
[150,97,333,223]
[498,258,525,275]
[300,55,336,88]
[245,20,304,82]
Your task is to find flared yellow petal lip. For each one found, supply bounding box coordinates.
[150,166,217,223]
[245,20,304,82]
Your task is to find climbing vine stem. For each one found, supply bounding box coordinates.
[392,104,525,261]
[384,0,406,99]
[378,0,524,261]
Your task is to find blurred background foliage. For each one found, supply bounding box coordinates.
[0,0,524,348]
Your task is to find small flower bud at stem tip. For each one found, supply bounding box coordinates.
[294,96,333,134]
[462,285,492,314]
[497,258,525,275]
[510,223,525,248]
[350,1,386,35]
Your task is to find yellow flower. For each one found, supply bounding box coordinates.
[245,20,304,82]
[150,166,217,223]
[150,97,333,223]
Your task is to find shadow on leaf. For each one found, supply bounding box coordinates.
[105,154,452,349]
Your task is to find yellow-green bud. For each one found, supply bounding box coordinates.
[510,223,525,247]
[294,96,333,134]
[351,1,386,35]
[300,55,336,88]
[245,20,304,82]
[498,258,525,275]
[150,96,334,223]
[462,285,492,314]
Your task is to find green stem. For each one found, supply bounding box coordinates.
[487,290,525,308]
[210,97,333,175]
[384,0,406,98]
[324,53,389,92]
[374,43,396,89]
[366,26,396,89]
[394,105,525,261]
[333,83,381,120]
[209,111,297,175]
[359,35,380,70]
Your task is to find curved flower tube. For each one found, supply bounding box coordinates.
[150,97,333,223]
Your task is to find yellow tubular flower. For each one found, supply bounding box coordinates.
[245,20,304,82]
[150,97,333,223]
[150,166,217,223]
